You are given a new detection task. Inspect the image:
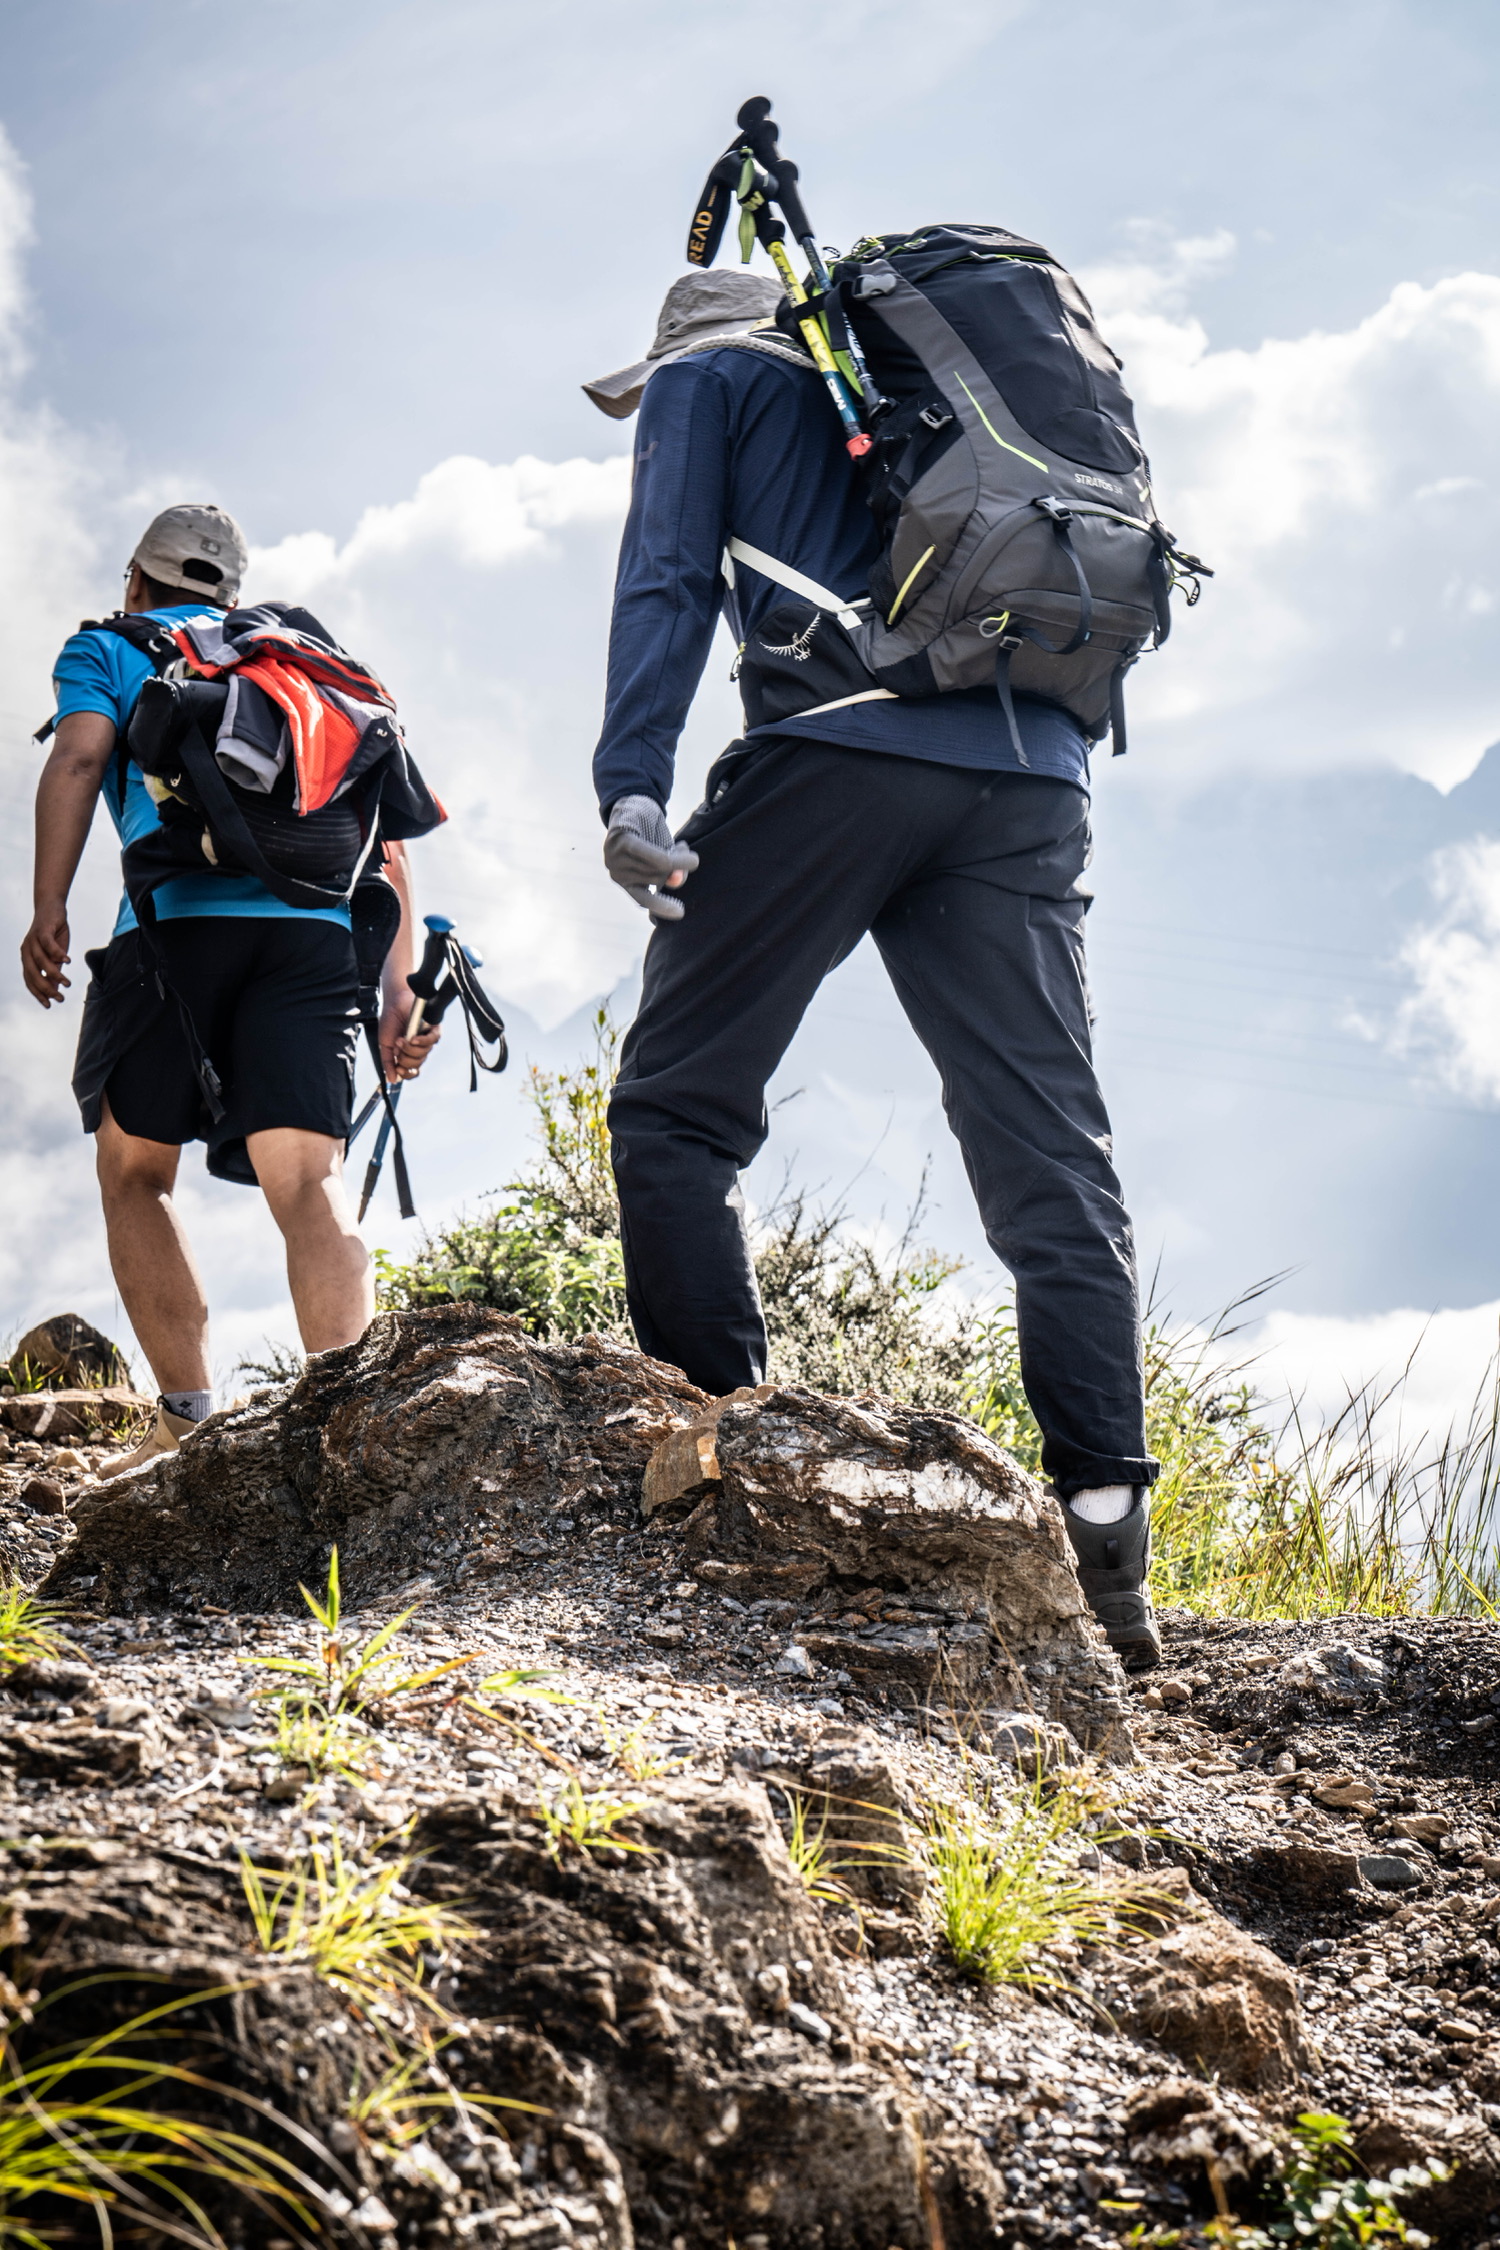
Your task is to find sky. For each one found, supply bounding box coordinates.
[3,0,1500,1437]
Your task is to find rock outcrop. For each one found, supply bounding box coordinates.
[49,1307,706,1613]
[2,1387,146,1440]
[7,1312,127,1389]
[665,1386,1131,1752]
[47,1308,1128,1752]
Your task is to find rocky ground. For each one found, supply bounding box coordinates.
[0,1306,1498,2247]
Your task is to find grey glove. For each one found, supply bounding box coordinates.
[604,794,700,920]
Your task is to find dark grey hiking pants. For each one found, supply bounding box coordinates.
[608,736,1156,1495]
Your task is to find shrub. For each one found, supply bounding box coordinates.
[376,1010,630,1342]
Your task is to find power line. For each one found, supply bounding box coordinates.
[1099,1032,1496,1119]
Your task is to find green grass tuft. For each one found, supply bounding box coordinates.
[240,1833,468,2023]
[921,1765,1169,1989]
[0,1981,324,2248]
[0,1587,75,1683]
[533,1778,652,1862]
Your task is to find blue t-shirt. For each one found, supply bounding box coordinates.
[592,349,1091,815]
[51,603,350,936]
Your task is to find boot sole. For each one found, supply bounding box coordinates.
[1107,1626,1162,1674]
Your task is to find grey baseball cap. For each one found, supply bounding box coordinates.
[132,503,248,605]
[583,268,810,418]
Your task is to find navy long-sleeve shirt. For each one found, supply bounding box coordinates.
[592,346,1091,815]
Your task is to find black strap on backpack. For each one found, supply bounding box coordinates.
[34,613,182,771]
[987,498,1099,763]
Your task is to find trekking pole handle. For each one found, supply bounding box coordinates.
[405,912,455,1038]
[768,159,816,264]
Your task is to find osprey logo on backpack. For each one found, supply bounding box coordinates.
[734,223,1210,755]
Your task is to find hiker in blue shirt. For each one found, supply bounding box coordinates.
[21,504,438,1477]
[588,270,1160,1670]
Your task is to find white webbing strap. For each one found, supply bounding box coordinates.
[723,538,866,632]
[797,688,898,717]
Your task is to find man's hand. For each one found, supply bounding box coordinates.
[22,904,72,1007]
[379,1006,441,1085]
[604,795,699,920]
[26,712,115,1008]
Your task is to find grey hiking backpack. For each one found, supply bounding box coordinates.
[732,224,1210,755]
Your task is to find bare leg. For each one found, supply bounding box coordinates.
[95,1097,211,1394]
[248,1128,373,1354]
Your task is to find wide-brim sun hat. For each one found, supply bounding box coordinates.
[583,268,811,418]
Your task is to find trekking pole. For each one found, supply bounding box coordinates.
[356,914,454,1221]
[688,112,872,458]
[356,918,508,1222]
[733,98,888,425]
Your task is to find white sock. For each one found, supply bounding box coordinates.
[162,1390,213,1424]
[1065,1483,1138,1524]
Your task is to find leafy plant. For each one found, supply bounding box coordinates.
[0,1981,323,2248]
[753,1185,980,1408]
[1200,2110,1448,2248]
[378,1010,630,1342]
[469,1665,569,1706]
[965,1281,1500,1625]
[234,1341,304,1387]
[0,1586,75,1682]
[921,1765,1166,1988]
[459,1667,575,1775]
[533,1778,652,1862]
[775,1787,912,1918]
[375,1020,987,1405]
[3,1357,57,1398]
[240,1835,469,2023]
[250,1550,476,1782]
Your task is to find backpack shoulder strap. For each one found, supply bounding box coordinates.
[722,539,869,632]
[83,613,184,668]
[34,613,184,745]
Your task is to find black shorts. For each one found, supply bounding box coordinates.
[73,919,362,1186]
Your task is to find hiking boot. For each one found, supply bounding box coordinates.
[95,1401,198,1481]
[1059,1488,1161,1672]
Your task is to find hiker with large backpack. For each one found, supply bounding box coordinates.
[21,503,447,1476]
[589,104,1210,1673]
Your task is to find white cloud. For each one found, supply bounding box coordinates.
[1083,243,1500,786]
[1244,1297,1500,1456]
[1382,837,1500,1100]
